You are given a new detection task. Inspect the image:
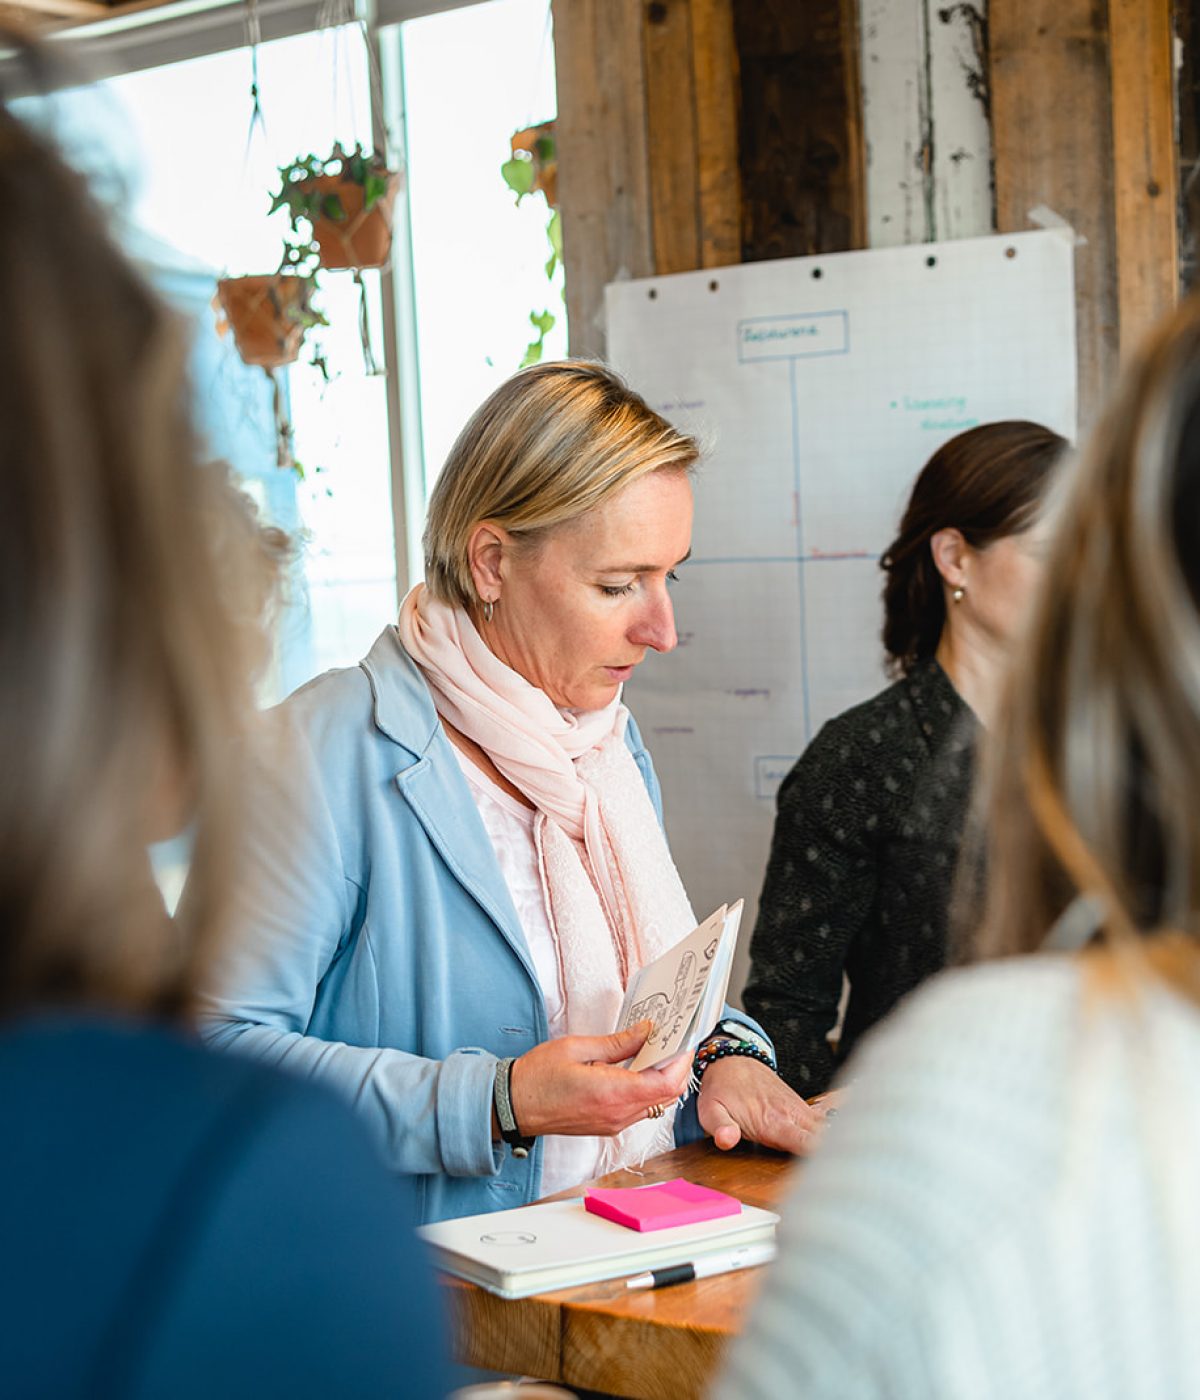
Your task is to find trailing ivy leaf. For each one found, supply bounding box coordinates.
[364,172,388,210]
[519,338,544,369]
[519,308,556,368]
[543,208,563,280]
[321,194,346,221]
[501,155,536,202]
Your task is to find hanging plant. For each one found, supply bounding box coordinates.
[270,142,397,374]
[501,119,562,370]
[271,142,400,271]
[214,272,325,368]
[213,272,327,474]
[502,121,557,209]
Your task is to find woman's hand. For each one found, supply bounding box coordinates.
[698,1055,829,1155]
[509,1021,691,1138]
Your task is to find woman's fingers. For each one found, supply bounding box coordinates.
[637,1053,692,1103]
[698,1056,821,1156]
[511,1026,690,1137]
[567,1020,654,1066]
[702,1095,743,1151]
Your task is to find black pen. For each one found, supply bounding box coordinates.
[625,1242,777,1291]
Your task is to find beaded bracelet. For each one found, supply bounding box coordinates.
[692,1037,777,1086]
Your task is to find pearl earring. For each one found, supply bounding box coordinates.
[952,586,966,604]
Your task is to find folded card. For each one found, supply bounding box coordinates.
[614,900,743,1072]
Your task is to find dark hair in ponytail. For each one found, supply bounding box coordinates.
[881,420,1067,676]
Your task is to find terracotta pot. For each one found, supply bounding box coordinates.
[215,274,311,368]
[510,122,557,208]
[301,171,400,270]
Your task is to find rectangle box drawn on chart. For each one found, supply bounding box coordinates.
[755,755,799,802]
[737,311,850,363]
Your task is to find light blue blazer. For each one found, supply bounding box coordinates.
[201,627,765,1224]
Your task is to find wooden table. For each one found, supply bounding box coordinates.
[443,1141,797,1400]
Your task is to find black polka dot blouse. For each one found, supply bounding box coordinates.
[743,657,978,1097]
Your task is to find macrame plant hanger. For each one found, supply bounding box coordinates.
[243,0,297,470]
[316,0,397,375]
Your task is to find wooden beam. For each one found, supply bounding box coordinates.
[1110,0,1178,358]
[689,0,740,268]
[553,0,654,358]
[0,0,107,20]
[643,0,701,276]
[990,0,1117,432]
[730,0,865,261]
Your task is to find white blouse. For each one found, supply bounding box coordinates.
[453,748,608,1195]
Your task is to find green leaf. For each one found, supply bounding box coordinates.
[547,208,563,256]
[529,309,556,335]
[519,338,544,369]
[500,155,536,201]
[364,172,388,210]
[534,135,556,163]
[321,193,346,221]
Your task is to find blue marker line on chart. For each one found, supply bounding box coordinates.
[789,357,812,742]
[732,309,852,744]
[682,553,880,566]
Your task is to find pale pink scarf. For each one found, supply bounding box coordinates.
[398,584,695,1166]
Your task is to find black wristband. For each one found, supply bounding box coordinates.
[493,1056,536,1159]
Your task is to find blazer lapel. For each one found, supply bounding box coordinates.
[393,738,540,988]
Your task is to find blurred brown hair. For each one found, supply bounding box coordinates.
[0,49,288,1019]
[880,421,1066,677]
[975,294,1200,992]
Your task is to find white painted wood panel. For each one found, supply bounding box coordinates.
[860,0,992,247]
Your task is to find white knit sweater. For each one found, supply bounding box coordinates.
[720,955,1200,1399]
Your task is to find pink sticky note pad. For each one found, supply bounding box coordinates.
[583,1178,743,1232]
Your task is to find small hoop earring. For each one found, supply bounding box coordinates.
[482,600,495,624]
[952,586,966,604]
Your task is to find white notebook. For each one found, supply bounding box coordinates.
[421,1191,778,1299]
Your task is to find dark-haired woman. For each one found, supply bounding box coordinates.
[743,421,1067,1097]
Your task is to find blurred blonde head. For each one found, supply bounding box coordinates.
[423,360,700,614]
[977,294,1200,998]
[0,77,288,1018]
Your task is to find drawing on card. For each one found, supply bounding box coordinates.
[626,951,696,1050]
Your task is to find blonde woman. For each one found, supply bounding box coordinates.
[204,361,824,1223]
[0,59,446,1397]
[720,302,1200,1398]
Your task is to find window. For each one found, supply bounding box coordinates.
[396,0,564,489]
[58,0,562,693]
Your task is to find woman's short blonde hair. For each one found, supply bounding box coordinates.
[424,360,700,609]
